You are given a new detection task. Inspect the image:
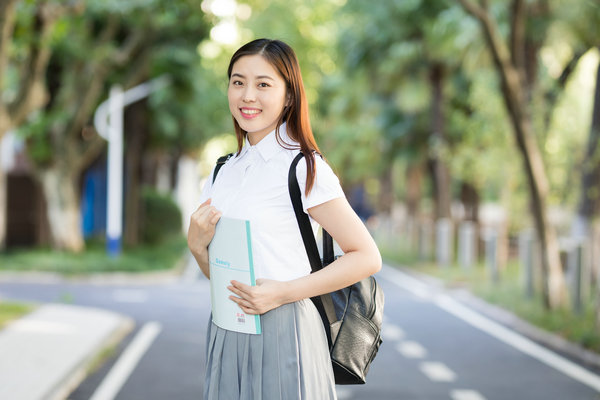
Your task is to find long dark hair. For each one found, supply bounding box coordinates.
[227,38,320,195]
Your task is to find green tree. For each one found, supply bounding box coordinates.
[0,0,81,249]
[325,0,483,219]
[557,1,600,236]
[457,0,569,309]
[18,0,210,251]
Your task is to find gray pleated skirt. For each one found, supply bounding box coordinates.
[204,299,337,400]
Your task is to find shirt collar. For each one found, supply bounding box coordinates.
[236,123,298,162]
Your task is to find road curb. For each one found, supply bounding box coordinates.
[395,265,600,372]
[0,253,190,286]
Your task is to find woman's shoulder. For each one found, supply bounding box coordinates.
[293,151,339,183]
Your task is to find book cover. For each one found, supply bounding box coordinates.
[208,216,261,334]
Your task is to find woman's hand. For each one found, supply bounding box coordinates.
[187,199,222,277]
[187,199,222,252]
[227,279,288,315]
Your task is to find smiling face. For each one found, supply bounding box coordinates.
[228,54,289,145]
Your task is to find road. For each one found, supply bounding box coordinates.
[1,260,600,400]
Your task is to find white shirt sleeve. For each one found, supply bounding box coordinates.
[296,155,345,213]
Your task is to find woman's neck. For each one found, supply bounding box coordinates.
[247,131,270,146]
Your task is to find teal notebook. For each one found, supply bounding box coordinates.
[208,216,261,334]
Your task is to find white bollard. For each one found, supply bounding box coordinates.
[458,221,476,270]
[567,239,586,315]
[419,221,432,261]
[483,227,499,283]
[436,218,453,268]
[518,229,535,298]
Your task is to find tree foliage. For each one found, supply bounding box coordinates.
[12,0,212,251]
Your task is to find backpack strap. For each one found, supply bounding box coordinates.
[287,152,336,269]
[212,153,234,184]
[288,153,324,272]
[288,152,338,345]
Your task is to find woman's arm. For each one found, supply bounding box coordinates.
[228,197,381,314]
[187,199,222,278]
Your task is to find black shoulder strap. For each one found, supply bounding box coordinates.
[287,152,335,272]
[288,152,339,343]
[212,153,234,184]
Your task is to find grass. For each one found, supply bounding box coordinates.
[0,235,188,275]
[0,302,35,329]
[86,343,118,375]
[377,236,600,353]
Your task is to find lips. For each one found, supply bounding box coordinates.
[240,107,261,119]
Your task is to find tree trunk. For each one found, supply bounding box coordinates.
[573,50,600,237]
[0,162,5,251]
[458,0,568,309]
[429,63,452,220]
[38,167,84,252]
[379,166,393,214]
[460,181,479,222]
[169,148,181,192]
[508,84,566,310]
[123,100,148,247]
[406,163,422,217]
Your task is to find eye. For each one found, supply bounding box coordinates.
[231,80,243,86]
[258,82,270,88]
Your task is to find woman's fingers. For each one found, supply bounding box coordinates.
[187,199,222,252]
[192,199,211,216]
[227,280,284,315]
[209,210,222,225]
[227,282,250,302]
[191,200,221,227]
[200,198,211,207]
[228,295,257,314]
[228,281,260,314]
[227,285,242,297]
[229,280,252,295]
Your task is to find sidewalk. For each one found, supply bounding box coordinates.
[0,303,133,400]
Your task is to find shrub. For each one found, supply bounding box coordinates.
[141,187,182,244]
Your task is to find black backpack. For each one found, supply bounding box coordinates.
[288,152,384,385]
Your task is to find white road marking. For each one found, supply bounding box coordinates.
[379,267,434,300]
[381,265,600,392]
[420,361,457,382]
[451,389,488,400]
[396,341,428,359]
[112,289,148,303]
[90,321,162,400]
[382,323,405,341]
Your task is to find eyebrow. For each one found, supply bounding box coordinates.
[231,73,275,81]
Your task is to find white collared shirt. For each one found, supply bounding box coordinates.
[199,124,345,281]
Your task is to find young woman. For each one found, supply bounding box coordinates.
[187,38,382,400]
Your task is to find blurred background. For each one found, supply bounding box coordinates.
[1,0,600,399]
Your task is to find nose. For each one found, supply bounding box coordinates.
[242,86,256,103]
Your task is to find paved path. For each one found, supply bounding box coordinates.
[0,303,132,400]
[2,262,600,399]
[338,266,600,400]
